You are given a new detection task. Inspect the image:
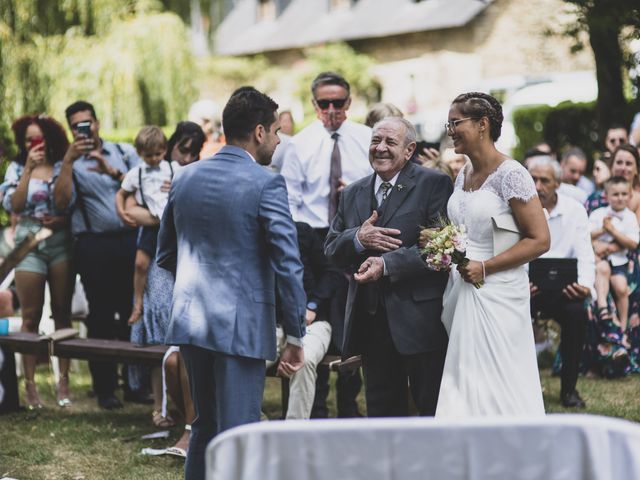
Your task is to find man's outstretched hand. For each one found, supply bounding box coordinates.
[354,256,384,284]
[277,343,304,378]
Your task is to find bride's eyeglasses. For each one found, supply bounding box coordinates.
[445,117,479,133]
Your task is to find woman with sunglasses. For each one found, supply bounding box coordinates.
[436,92,550,417]
[0,115,74,409]
[127,121,205,454]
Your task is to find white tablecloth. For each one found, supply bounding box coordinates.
[206,415,640,480]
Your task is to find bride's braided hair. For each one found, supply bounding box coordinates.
[452,92,504,141]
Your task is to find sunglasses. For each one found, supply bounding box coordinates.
[315,98,348,110]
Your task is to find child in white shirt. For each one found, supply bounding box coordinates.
[589,176,640,346]
[115,126,179,325]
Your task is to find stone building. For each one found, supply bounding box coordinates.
[212,0,594,141]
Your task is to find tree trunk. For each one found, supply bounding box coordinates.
[586,6,626,133]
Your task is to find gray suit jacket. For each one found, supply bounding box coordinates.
[324,161,453,357]
[157,145,306,361]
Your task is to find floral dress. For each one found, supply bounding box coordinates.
[572,190,639,377]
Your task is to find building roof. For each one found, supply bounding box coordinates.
[214,0,494,56]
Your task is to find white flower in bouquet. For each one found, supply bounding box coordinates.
[419,220,482,288]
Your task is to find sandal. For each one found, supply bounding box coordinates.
[57,374,72,408]
[25,380,43,410]
[597,306,613,321]
[152,410,175,428]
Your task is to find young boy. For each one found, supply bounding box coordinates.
[115,126,178,325]
[589,176,639,346]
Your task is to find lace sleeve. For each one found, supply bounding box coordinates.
[501,162,537,202]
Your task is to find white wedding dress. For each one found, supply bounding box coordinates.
[436,160,545,417]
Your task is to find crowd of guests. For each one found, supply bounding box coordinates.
[522,126,640,389]
[1,71,640,462]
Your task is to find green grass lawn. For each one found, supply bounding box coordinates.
[1,362,639,479]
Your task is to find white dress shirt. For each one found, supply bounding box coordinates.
[281,120,372,228]
[541,192,596,298]
[558,182,588,205]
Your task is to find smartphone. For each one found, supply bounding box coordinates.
[416,140,440,152]
[29,137,44,149]
[76,121,92,139]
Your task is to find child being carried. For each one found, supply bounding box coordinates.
[115,126,179,325]
[589,176,640,348]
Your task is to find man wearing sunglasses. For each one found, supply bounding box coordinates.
[281,71,372,418]
[604,124,629,160]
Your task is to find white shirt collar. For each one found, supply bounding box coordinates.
[244,149,256,163]
[374,172,401,193]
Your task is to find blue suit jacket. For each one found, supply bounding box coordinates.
[157,145,306,361]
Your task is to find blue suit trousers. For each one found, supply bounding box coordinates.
[181,345,266,480]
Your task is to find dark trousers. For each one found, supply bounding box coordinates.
[532,294,588,395]
[182,346,265,480]
[362,304,446,417]
[74,230,136,396]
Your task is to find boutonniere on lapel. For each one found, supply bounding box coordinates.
[397,184,405,192]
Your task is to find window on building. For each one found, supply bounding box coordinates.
[275,0,292,15]
[330,0,358,12]
[258,0,276,21]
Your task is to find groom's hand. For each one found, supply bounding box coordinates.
[277,343,304,378]
[357,211,402,252]
[354,256,384,283]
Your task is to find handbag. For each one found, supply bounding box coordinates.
[491,213,522,256]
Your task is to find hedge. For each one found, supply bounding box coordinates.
[512,100,639,164]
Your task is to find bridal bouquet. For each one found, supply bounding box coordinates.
[419,221,483,288]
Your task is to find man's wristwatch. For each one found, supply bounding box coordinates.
[306,301,318,312]
[110,169,123,181]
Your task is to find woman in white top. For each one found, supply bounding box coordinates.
[436,92,550,417]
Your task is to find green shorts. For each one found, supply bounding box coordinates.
[15,218,73,275]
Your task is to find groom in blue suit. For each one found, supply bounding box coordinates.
[157,87,306,479]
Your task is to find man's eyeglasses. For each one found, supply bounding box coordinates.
[315,98,348,110]
[444,117,479,133]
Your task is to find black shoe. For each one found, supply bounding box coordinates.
[123,389,154,405]
[337,410,364,418]
[561,391,586,408]
[98,394,124,410]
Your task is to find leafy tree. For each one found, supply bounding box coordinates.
[563,0,640,131]
[0,1,196,146]
[295,43,379,123]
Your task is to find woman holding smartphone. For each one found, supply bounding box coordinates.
[0,114,74,409]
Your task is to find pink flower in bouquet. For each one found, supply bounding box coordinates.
[419,220,482,288]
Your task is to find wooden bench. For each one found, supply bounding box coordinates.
[0,330,361,416]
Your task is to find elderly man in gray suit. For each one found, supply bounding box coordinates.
[157,87,306,480]
[325,117,453,417]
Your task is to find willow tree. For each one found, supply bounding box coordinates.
[0,0,196,144]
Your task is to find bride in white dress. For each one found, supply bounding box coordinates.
[436,93,550,417]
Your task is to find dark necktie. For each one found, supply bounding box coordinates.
[328,132,342,223]
[380,182,392,205]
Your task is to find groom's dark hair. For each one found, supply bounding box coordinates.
[222,87,279,142]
